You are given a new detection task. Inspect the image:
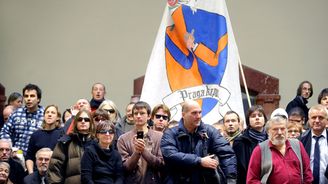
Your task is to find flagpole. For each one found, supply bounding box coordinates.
[238,58,252,108]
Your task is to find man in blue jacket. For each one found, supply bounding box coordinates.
[161,100,237,184]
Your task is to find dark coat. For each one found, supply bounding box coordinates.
[47,133,94,184]
[81,141,123,184]
[286,96,309,122]
[8,158,27,184]
[161,119,237,184]
[232,128,265,184]
[24,171,48,184]
[300,129,328,179]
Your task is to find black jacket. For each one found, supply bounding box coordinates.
[8,158,27,184]
[161,119,237,184]
[232,128,266,184]
[24,172,48,184]
[286,96,309,122]
[300,129,328,179]
[81,141,123,184]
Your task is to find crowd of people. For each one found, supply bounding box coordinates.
[0,81,327,184]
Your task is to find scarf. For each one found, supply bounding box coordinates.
[226,130,242,143]
[248,128,267,143]
[90,98,104,110]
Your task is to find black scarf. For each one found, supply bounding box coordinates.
[248,128,267,143]
[90,98,104,109]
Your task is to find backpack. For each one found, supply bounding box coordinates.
[259,139,303,184]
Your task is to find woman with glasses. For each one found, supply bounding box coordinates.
[81,120,123,184]
[48,109,96,184]
[93,109,123,151]
[26,105,63,174]
[98,100,121,125]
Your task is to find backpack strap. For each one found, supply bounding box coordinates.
[259,140,272,184]
[289,138,303,183]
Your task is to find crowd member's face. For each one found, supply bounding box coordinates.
[44,106,59,127]
[309,109,327,135]
[320,95,328,110]
[224,113,240,135]
[23,89,39,112]
[36,151,51,175]
[11,97,23,108]
[76,112,91,134]
[287,126,301,139]
[97,128,115,148]
[288,115,304,126]
[101,104,116,122]
[63,111,72,123]
[133,108,150,128]
[76,99,90,111]
[249,111,265,132]
[268,121,287,146]
[126,104,134,123]
[2,107,13,122]
[182,102,202,131]
[0,142,11,161]
[92,84,105,101]
[152,108,169,132]
[301,83,311,99]
[0,164,9,182]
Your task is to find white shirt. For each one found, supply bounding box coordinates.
[310,130,328,184]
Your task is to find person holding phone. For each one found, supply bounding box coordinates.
[117,101,164,184]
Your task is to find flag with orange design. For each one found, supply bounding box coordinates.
[141,0,244,124]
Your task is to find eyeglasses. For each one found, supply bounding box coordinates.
[77,117,91,122]
[155,114,168,121]
[94,116,106,122]
[96,129,115,134]
[104,109,115,114]
[37,157,50,162]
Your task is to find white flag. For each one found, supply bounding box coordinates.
[141,0,244,124]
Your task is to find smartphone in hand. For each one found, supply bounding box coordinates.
[137,131,144,139]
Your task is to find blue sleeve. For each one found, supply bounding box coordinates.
[208,125,237,179]
[160,129,201,167]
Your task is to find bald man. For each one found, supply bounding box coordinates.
[161,100,237,184]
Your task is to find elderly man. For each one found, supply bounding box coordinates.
[161,100,237,184]
[24,148,52,184]
[247,116,313,183]
[0,139,26,184]
[300,104,328,184]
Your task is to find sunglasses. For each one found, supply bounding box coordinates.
[94,116,106,122]
[155,114,168,121]
[77,117,91,122]
[96,129,115,134]
[104,109,115,114]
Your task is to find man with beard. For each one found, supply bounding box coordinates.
[286,81,313,123]
[0,84,44,155]
[223,111,242,146]
[247,116,313,183]
[24,148,52,184]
